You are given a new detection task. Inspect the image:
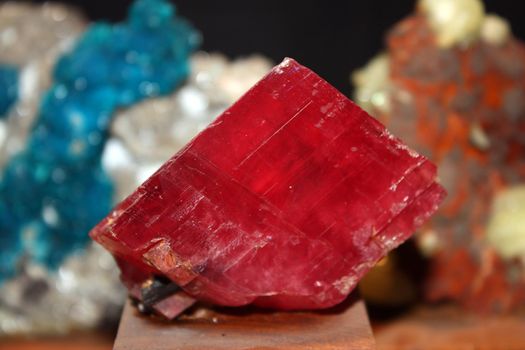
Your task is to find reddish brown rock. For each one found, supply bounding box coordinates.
[355,11,525,312]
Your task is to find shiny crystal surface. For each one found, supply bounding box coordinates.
[91,58,446,317]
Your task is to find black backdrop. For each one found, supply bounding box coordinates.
[20,0,525,95]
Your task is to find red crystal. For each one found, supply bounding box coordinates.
[90,58,446,318]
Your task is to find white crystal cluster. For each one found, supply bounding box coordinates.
[0,2,86,165]
[104,52,273,200]
[0,2,84,65]
[0,245,123,335]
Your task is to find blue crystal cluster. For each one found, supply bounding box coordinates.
[0,0,199,282]
[0,64,18,118]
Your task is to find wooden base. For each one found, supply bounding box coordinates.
[374,305,525,350]
[114,296,375,349]
[1,333,113,350]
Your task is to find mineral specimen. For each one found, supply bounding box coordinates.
[91,58,446,319]
[353,0,525,311]
[0,65,18,118]
[0,3,120,337]
[0,3,273,336]
[0,0,199,284]
[0,2,86,163]
[0,0,199,330]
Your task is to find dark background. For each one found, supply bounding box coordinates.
[19,0,525,95]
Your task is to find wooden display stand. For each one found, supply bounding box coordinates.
[374,305,525,350]
[113,296,375,349]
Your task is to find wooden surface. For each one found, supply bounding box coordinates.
[374,305,525,350]
[4,304,525,349]
[114,297,375,350]
[0,333,113,350]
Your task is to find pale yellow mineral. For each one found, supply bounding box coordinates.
[481,14,511,46]
[487,185,525,260]
[418,0,485,48]
[351,53,391,114]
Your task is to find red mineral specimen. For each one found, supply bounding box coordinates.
[90,58,446,319]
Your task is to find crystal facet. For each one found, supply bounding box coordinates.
[91,58,446,318]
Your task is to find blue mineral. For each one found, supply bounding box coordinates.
[0,0,200,282]
[0,64,18,118]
